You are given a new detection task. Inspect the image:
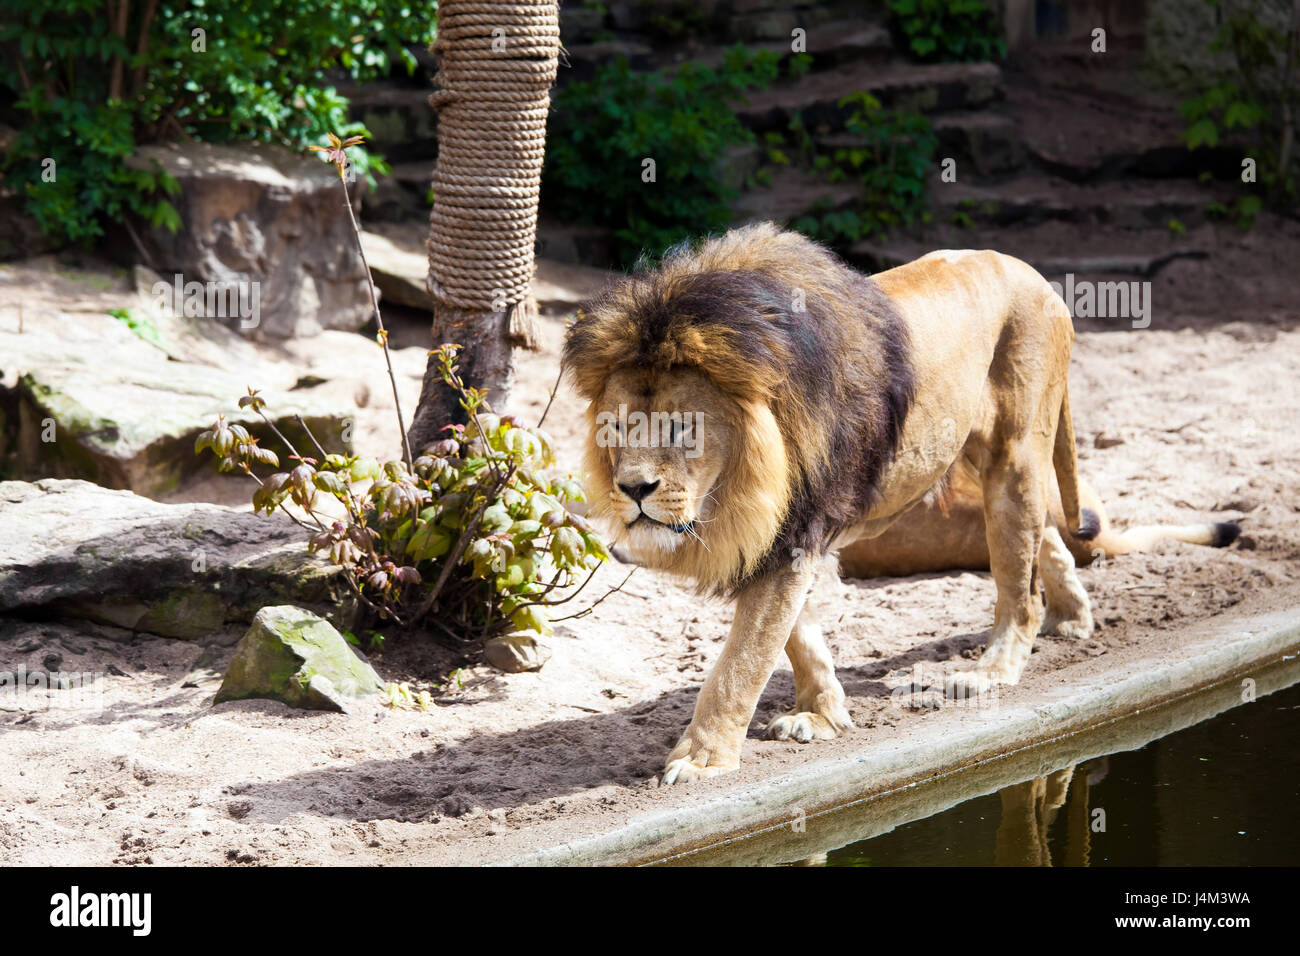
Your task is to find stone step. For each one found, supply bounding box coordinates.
[737,61,1002,134]
[731,164,862,227]
[846,222,1213,281]
[595,0,886,43]
[560,18,892,85]
[1002,68,1242,183]
[930,111,1026,178]
[931,174,1233,230]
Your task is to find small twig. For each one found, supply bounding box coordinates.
[294,413,330,460]
[130,0,161,96]
[255,407,307,463]
[550,566,638,623]
[122,217,154,270]
[335,173,414,471]
[536,362,563,430]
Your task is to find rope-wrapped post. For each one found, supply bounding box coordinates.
[409,0,560,452]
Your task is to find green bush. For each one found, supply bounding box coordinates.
[543,46,780,268]
[887,0,1005,63]
[197,348,609,643]
[792,93,937,246]
[1179,0,1300,213]
[188,137,613,650]
[1,0,434,245]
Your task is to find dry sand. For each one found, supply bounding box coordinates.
[2,239,1299,866]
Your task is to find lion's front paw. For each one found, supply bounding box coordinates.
[659,757,736,786]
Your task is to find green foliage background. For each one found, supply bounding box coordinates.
[887,0,1005,63]
[1178,0,1300,215]
[542,46,782,268]
[1,0,434,244]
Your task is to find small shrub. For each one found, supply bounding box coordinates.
[792,93,937,246]
[197,351,609,644]
[887,0,1006,63]
[1178,0,1300,208]
[195,134,614,651]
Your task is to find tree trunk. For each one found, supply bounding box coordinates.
[1277,0,1300,189]
[408,0,559,454]
[408,301,538,450]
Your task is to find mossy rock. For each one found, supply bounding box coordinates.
[215,605,385,712]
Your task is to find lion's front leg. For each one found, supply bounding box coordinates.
[660,563,816,785]
[765,596,853,743]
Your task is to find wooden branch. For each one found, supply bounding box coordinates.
[107,0,130,102]
[1278,0,1300,184]
[130,0,160,97]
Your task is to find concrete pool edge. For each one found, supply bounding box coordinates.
[501,608,1300,867]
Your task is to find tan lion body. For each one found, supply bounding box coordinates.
[565,226,1098,784]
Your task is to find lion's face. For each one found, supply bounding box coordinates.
[588,367,735,563]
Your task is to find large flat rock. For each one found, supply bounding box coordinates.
[0,479,351,639]
[0,274,355,498]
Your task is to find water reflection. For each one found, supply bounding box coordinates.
[994,758,1107,866]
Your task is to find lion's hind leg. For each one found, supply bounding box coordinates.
[765,600,853,743]
[947,451,1047,699]
[1039,525,1094,639]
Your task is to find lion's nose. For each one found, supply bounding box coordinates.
[618,480,660,503]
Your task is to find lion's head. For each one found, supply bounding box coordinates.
[563,223,914,594]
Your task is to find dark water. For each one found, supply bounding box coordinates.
[824,679,1300,867]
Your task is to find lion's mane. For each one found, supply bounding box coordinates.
[563,222,915,594]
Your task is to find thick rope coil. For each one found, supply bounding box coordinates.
[425,0,560,324]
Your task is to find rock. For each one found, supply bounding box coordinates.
[0,192,58,262]
[215,606,385,711]
[0,479,353,640]
[739,61,1003,134]
[359,229,430,311]
[483,632,553,673]
[932,111,1025,178]
[125,141,372,338]
[0,301,353,498]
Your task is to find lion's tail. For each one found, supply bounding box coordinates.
[1092,520,1241,559]
[1053,387,1100,541]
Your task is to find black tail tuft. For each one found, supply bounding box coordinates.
[1211,522,1242,548]
[1074,507,1101,541]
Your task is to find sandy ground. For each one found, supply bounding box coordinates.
[2,236,1299,866]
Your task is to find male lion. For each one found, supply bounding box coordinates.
[564,222,1103,785]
